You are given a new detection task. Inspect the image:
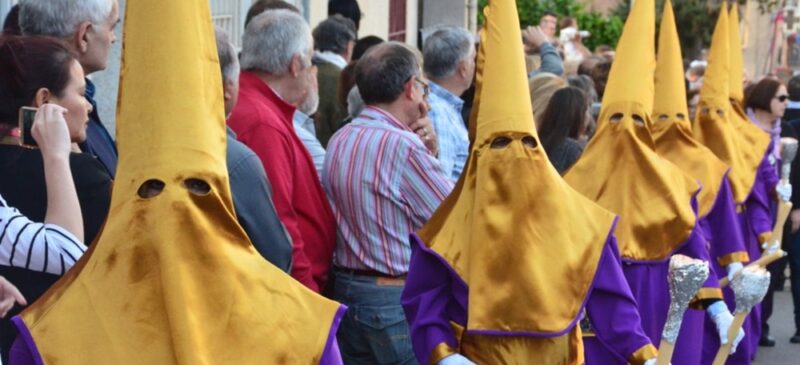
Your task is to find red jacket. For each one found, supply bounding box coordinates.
[227,71,336,292]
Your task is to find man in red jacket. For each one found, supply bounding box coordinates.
[228,9,335,292]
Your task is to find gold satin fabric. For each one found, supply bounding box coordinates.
[564,0,698,262]
[728,3,770,190]
[18,1,341,363]
[650,0,729,218]
[419,0,614,340]
[692,4,768,204]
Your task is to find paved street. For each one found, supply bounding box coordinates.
[756,287,800,364]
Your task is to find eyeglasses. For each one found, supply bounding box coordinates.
[776,95,789,102]
[410,76,430,99]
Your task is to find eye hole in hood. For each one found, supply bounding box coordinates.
[184,178,211,196]
[522,136,538,149]
[138,179,165,199]
[490,136,513,149]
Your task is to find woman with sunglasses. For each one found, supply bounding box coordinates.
[744,77,792,349]
[745,78,789,155]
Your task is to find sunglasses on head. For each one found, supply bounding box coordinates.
[776,95,789,102]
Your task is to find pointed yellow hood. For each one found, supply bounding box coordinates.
[600,0,656,111]
[729,3,745,103]
[651,0,730,218]
[418,0,615,340]
[564,0,699,261]
[728,2,772,198]
[693,4,769,203]
[652,0,687,119]
[699,5,731,107]
[18,0,343,363]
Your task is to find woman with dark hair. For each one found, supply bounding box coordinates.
[0,35,111,359]
[745,77,792,347]
[746,78,788,155]
[537,86,589,173]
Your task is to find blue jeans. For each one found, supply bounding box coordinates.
[331,268,418,365]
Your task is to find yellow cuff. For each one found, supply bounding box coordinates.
[689,287,724,309]
[758,232,772,245]
[429,342,457,365]
[717,251,750,266]
[628,344,658,365]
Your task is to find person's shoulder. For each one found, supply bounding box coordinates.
[69,153,113,185]
[226,135,264,171]
[317,61,342,76]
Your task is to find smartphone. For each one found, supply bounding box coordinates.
[18,106,37,148]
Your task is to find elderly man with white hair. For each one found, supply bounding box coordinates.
[423,27,475,182]
[214,27,293,274]
[19,0,121,177]
[227,10,336,293]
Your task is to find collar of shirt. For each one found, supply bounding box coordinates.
[226,126,237,139]
[239,71,296,128]
[84,77,100,116]
[358,106,414,133]
[293,110,317,135]
[85,77,96,100]
[428,81,465,111]
[314,51,348,69]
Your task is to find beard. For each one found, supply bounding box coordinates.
[298,90,320,116]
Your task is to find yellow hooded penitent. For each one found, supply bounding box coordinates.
[650,0,729,218]
[18,1,342,363]
[729,2,771,198]
[692,4,767,204]
[564,0,698,261]
[419,0,615,357]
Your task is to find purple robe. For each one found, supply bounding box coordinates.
[8,306,347,365]
[701,151,778,365]
[584,195,717,365]
[401,218,654,365]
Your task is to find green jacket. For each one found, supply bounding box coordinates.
[314,62,347,147]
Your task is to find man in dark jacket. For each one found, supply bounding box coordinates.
[312,15,356,146]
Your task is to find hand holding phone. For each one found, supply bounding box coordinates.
[28,105,71,160]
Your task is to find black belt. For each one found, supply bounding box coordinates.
[334,266,407,279]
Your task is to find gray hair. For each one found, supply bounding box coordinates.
[19,0,114,38]
[356,42,421,105]
[347,86,364,117]
[241,9,312,75]
[313,15,356,54]
[214,27,240,84]
[423,27,474,79]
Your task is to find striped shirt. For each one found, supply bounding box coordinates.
[427,81,469,182]
[323,107,454,276]
[0,194,87,275]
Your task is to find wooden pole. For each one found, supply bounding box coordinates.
[711,312,748,365]
[720,249,787,287]
[655,340,675,365]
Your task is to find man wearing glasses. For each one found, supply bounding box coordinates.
[322,42,451,364]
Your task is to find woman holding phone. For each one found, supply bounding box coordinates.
[0,36,111,361]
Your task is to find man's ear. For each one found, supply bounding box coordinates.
[403,78,416,100]
[222,80,234,101]
[457,60,469,79]
[33,88,52,107]
[74,21,93,54]
[289,54,303,78]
